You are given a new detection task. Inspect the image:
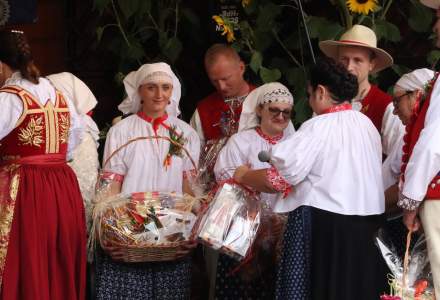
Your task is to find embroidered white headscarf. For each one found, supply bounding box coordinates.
[394,68,435,92]
[118,62,181,117]
[47,72,98,114]
[238,82,295,134]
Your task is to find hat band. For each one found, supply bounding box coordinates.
[338,39,375,48]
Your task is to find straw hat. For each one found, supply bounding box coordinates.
[319,25,393,73]
[420,0,440,9]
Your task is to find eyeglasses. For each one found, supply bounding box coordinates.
[267,107,292,119]
[392,91,412,107]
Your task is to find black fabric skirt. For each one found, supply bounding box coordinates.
[310,207,389,300]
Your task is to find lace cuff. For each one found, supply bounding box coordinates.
[266,166,292,197]
[397,192,422,211]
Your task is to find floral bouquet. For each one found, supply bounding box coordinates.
[376,229,434,299]
[90,191,199,262]
[197,182,261,261]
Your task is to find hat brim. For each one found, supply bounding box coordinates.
[318,40,394,73]
[420,0,440,9]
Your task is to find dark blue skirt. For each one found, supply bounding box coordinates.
[94,250,191,300]
[275,206,312,300]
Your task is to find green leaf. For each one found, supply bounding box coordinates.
[162,37,183,63]
[256,3,282,32]
[250,51,263,74]
[94,0,111,14]
[374,20,401,42]
[96,26,105,44]
[306,16,344,41]
[408,1,433,33]
[391,64,412,77]
[118,0,140,19]
[181,8,200,28]
[293,98,312,126]
[126,39,145,61]
[254,29,273,52]
[427,50,440,67]
[285,67,307,91]
[259,66,281,83]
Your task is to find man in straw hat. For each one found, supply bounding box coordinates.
[319,24,404,157]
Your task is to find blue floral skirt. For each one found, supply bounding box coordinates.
[275,206,312,300]
[95,250,191,300]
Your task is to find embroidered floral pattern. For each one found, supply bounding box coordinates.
[266,166,291,197]
[255,127,283,145]
[18,115,44,147]
[59,113,70,144]
[397,192,421,211]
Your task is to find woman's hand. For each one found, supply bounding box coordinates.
[102,240,127,261]
[233,165,250,184]
[403,209,421,232]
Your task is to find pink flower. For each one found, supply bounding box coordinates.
[380,295,401,300]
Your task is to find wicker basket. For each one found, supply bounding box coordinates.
[92,134,201,262]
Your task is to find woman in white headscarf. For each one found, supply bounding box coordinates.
[95,62,200,300]
[212,82,301,299]
[386,68,440,295]
[47,72,100,229]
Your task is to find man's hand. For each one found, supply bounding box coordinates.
[403,209,421,232]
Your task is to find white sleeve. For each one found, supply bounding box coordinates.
[190,109,205,146]
[183,128,200,172]
[382,137,403,190]
[0,93,23,140]
[402,82,440,201]
[270,129,323,185]
[65,95,85,160]
[213,135,245,181]
[102,126,128,176]
[381,103,405,156]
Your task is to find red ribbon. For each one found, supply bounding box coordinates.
[322,103,352,114]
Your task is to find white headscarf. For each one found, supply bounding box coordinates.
[118,62,181,117]
[47,72,97,114]
[395,68,435,92]
[238,82,295,134]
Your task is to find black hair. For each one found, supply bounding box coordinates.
[0,30,40,84]
[309,57,358,103]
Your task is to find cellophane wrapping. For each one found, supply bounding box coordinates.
[197,182,261,261]
[377,229,434,299]
[90,178,198,253]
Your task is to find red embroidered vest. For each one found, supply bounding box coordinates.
[401,73,440,199]
[0,85,70,160]
[197,85,256,141]
[360,85,392,133]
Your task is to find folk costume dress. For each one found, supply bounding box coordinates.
[212,83,301,299]
[0,73,87,299]
[95,63,201,300]
[396,69,440,295]
[268,104,387,300]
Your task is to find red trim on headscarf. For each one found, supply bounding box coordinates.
[322,103,352,114]
[400,73,440,200]
[255,127,283,145]
[137,111,170,134]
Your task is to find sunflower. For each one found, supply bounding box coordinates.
[242,0,251,7]
[212,15,236,43]
[346,0,378,15]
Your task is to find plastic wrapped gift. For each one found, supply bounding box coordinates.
[376,229,434,299]
[197,182,261,260]
[90,191,198,262]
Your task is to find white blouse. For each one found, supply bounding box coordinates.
[0,72,83,158]
[103,114,200,194]
[270,110,385,216]
[401,79,440,202]
[214,128,293,209]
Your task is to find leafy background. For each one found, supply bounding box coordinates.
[93,0,436,126]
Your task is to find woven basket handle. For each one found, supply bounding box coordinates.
[401,230,412,296]
[103,135,198,172]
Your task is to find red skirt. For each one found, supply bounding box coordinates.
[0,162,86,300]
